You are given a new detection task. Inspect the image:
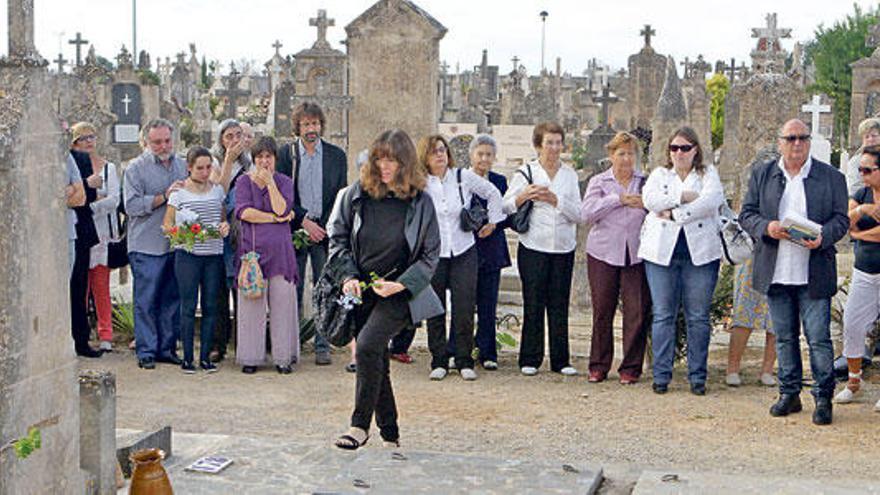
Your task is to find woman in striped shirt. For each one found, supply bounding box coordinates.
[162,146,230,373]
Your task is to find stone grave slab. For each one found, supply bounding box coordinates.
[116,426,172,477]
[152,432,603,494]
[632,469,880,495]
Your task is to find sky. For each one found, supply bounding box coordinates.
[5,0,879,76]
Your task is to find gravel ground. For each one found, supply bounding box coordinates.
[86,309,880,491]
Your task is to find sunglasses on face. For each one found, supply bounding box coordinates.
[668,144,695,153]
[859,166,880,175]
[779,134,811,143]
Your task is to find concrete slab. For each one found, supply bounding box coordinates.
[131,432,603,494]
[632,469,880,494]
[116,426,172,477]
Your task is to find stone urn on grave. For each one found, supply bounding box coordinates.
[129,448,173,494]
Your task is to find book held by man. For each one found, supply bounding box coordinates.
[780,212,821,245]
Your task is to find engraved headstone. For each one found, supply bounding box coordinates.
[111,83,142,143]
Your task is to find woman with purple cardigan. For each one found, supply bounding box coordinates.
[234,137,300,374]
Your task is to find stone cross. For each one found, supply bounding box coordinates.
[54,52,68,73]
[751,13,791,52]
[7,0,38,60]
[440,60,450,74]
[691,55,712,79]
[801,94,831,137]
[640,24,656,48]
[68,31,89,66]
[720,58,737,82]
[217,64,251,119]
[511,56,520,72]
[680,57,691,79]
[272,40,283,56]
[310,9,335,49]
[594,84,619,128]
[594,65,609,88]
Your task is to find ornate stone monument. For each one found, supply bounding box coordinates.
[626,24,666,130]
[649,57,688,170]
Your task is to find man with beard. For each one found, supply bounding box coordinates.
[124,119,188,370]
[277,102,348,365]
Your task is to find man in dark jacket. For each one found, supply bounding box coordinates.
[739,119,848,425]
[276,102,348,365]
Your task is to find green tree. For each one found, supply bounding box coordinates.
[805,3,880,148]
[706,73,730,150]
[200,56,210,89]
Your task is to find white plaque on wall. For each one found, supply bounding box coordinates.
[114,124,140,144]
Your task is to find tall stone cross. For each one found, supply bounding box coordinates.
[272,40,283,57]
[7,0,40,61]
[640,24,656,48]
[725,58,737,82]
[594,84,619,129]
[217,65,251,119]
[440,60,450,74]
[53,52,68,73]
[751,13,791,52]
[679,57,691,79]
[68,32,89,66]
[801,94,831,137]
[310,9,335,49]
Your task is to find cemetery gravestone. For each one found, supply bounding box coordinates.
[111,83,142,144]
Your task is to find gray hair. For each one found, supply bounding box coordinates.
[141,118,174,146]
[468,133,497,155]
[859,118,880,138]
[355,149,370,169]
[212,118,252,169]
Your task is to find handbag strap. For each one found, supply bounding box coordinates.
[517,164,533,185]
[456,168,465,206]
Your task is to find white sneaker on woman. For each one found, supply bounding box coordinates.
[725,373,742,386]
[834,372,862,404]
[521,366,538,376]
[429,368,447,381]
[560,366,578,376]
[481,360,498,370]
[759,373,776,386]
[460,368,477,381]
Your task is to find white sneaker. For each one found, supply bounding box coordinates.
[725,373,742,387]
[460,368,478,381]
[874,398,880,412]
[834,386,861,404]
[521,366,538,376]
[429,368,447,381]
[560,366,578,376]
[99,341,113,352]
[759,372,776,387]
[481,360,498,370]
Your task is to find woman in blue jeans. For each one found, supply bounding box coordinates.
[638,127,724,395]
[162,146,230,373]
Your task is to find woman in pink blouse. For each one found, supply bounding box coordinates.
[580,132,651,384]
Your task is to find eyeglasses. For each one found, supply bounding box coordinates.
[76,135,97,143]
[668,144,695,153]
[779,134,811,143]
[859,166,880,175]
[432,146,448,156]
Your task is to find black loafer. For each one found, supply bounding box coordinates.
[276,364,293,374]
[76,346,103,358]
[242,365,257,374]
[138,357,156,370]
[770,393,803,417]
[652,382,668,394]
[158,355,183,366]
[812,398,833,425]
[690,383,706,396]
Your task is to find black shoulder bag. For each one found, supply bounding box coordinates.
[106,164,129,269]
[507,164,534,233]
[457,168,488,232]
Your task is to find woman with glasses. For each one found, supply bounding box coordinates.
[70,122,119,354]
[845,118,880,195]
[502,122,583,377]
[639,127,724,395]
[835,144,880,412]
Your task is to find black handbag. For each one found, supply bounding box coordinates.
[457,168,488,232]
[104,164,129,269]
[313,254,357,347]
[508,165,534,233]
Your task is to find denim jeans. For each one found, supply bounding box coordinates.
[130,251,180,360]
[175,251,224,364]
[644,257,719,386]
[296,241,330,354]
[766,284,835,399]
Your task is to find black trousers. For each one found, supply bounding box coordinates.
[351,292,410,441]
[70,240,94,352]
[517,244,574,371]
[426,246,478,370]
[212,276,237,355]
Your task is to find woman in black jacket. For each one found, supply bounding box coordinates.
[328,129,442,450]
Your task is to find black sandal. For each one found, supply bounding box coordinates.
[334,429,369,450]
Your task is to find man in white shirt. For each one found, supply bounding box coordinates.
[739,119,849,425]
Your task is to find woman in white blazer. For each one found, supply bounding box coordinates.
[638,126,724,396]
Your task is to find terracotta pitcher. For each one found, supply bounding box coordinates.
[129,448,173,494]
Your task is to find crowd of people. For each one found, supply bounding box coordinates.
[63,102,879,450]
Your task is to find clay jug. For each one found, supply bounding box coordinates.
[129,448,173,494]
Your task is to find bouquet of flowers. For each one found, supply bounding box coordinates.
[292,228,313,250]
[167,222,221,252]
[335,271,383,308]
